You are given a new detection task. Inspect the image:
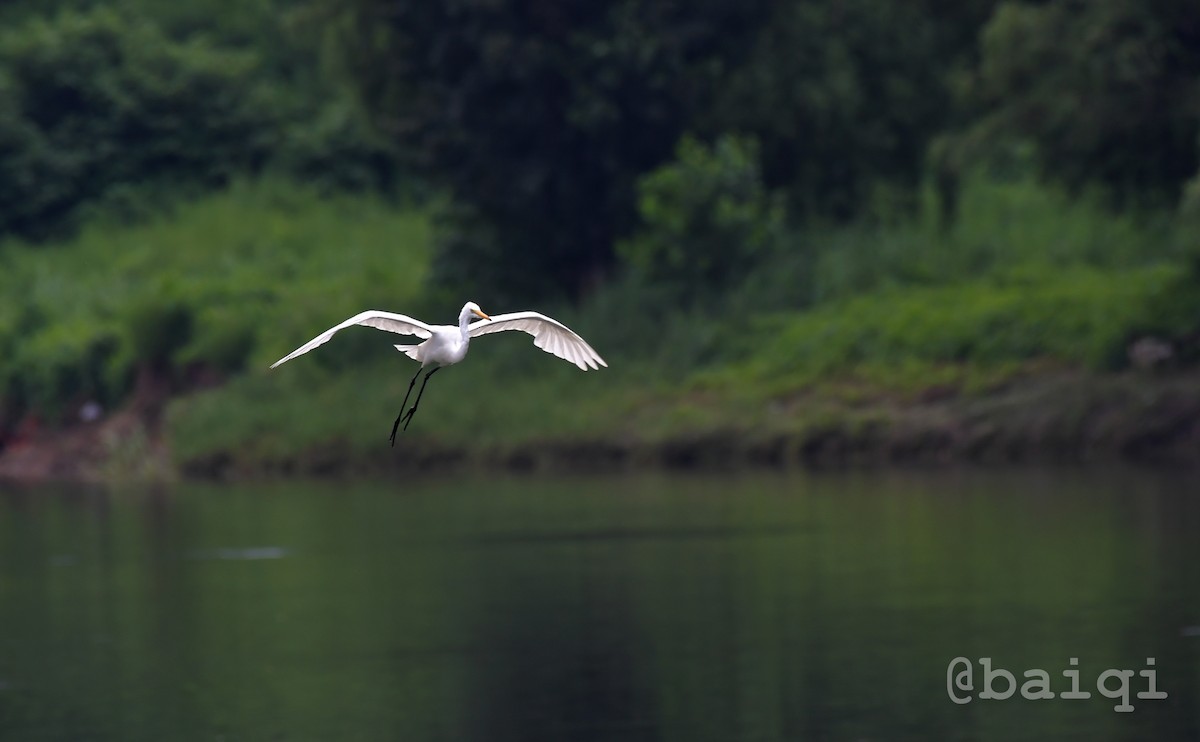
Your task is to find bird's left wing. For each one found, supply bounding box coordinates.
[469,311,607,371]
[270,310,434,369]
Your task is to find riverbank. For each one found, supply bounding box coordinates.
[4,366,1194,485]
[171,368,1200,477]
[3,178,1197,487]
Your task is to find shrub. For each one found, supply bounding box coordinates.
[273,100,401,194]
[710,265,1185,388]
[618,134,786,302]
[0,8,278,239]
[0,180,432,428]
[124,294,195,371]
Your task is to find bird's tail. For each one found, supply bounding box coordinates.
[393,344,421,361]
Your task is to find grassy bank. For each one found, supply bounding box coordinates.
[164,178,1198,476]
[167,279,1199,476]
[2,176,1196,480]
[0,179,429,423]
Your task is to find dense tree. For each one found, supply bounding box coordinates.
[322,0,770,301]
[710,0,999,221]
[323,0,1009,300]
[969,0,1200,206]
[0,9,278,239]
[0,4,401,242]
[619,135,784,301]
[6,0,1195,298]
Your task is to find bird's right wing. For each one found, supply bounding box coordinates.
[469,311,607,370]
[270,310,434,369]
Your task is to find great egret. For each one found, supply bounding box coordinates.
[270,301,607,444]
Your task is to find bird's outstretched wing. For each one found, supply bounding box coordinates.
[469,311,607,371]
[270,310,434,369]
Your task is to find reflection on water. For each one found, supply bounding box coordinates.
[187,546,290,561]
[0,469,1197,741]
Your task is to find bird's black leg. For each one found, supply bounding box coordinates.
[390,365,425,446]
[401,367,440,432]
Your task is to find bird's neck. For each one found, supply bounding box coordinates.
[458,311,473,340]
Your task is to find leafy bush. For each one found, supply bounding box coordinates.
[717,265,1184,387]
[6,316,121,419]
[1129,249,1200,364]
[320,0,775,301]
[178,307,258,375]
[968,1,1200,207]
[124,294,195,370]
[0,8,278,239]
[273,100,401,193]
[0,179,431,429]
[618,135,785,302]
[712,0,990,221]
[804,174,1185,305]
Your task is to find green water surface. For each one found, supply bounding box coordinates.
[0,468,1196,741]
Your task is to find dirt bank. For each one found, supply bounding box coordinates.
[175,370,1200,480]
[3,370,1197,485]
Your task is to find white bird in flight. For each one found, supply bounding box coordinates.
[270,301,607,444]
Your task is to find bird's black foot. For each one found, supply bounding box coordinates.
[390,366,438,444]
[389,406,419,446]
[389,411,405,447]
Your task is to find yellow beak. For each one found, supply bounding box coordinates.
[472,308,492,320]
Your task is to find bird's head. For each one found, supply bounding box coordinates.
[463,301,492,321]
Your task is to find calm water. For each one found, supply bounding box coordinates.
[0,468,1197,741]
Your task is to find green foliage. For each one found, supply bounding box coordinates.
[322,0,1017,299]
[274,100,401,193]
[0,179,430,427]
[168,260,1194,467]
[608,175,1197,384]
[967,0,1200,206]
[1133,249,1200,363]
[6,316,121,419]
[166,177,1200,468]
[0,8,278,239]
[321,0,771,300]
[805,175,1185,304]
[712,0,996,220]
[3,0,1199,469]
[124,294,194,369]
[0,0,312,80]
[619,135,785,301]
[313,0,1199,301]
[0,2,406,242]
[178,307,258,375]
[694,265,1182,399]
[600,175,1188,374]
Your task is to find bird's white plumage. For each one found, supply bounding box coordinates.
[269,310,433,369]
[469,311,607,371]
[270,301,606,439]
[269,302,606,372]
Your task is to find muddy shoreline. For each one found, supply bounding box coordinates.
[3,370,1197,485]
